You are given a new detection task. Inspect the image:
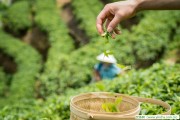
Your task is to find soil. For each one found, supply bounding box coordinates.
[61,3,90,48]
[0,50,17,74]
[21,27,50,61]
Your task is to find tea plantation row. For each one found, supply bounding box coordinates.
[0,63,179,119]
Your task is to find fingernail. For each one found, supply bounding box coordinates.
[107,27,113,33]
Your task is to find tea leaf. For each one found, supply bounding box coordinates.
[96,82,105,91]
[102,104,107,111]
[104,50,113,57]
[122,66,132,71]
[117,64,132,71]
[102,97,123,112]
[102,103,110,112]
[101,31,112,43]
[115,97,122,105]
[101,30,112,56]
[117,64,126,69]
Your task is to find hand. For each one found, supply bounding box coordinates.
[96,0,139,36]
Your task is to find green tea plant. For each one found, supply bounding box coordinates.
[0,30,41,102]
[0,67,6,97]
[2,1,32,33]
[0,99,42,120]
[163,25,180,62]
[72,0,103,38]
[131,11,180,63]
[101,30,114,57]
[35,0,74,97]
[101,31,112,43]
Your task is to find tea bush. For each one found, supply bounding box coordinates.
[35,0,74,97]
[0,67,6,97]
[163,25,180,63]
[2,1,32,33]
[0,99,42,120]
[131,11,180,62]
[72,0,103,38]
[0,30,41,101]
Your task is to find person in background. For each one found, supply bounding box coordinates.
[94,53,121,81]
[96,0,180,38]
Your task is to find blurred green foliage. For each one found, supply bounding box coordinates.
[1,63,179,119]
[163,25,180,63]
[0,0,179,119]
[0,67,6,97]
[34,0,74,96]
[2,1,32,33]
[72,0,103,38]
[0,30,41,102]
[131,11,179,61]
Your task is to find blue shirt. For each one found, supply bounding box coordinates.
[94,63,121,80]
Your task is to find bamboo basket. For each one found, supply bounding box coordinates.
[70,92,171,120]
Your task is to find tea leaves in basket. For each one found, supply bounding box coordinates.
[102,97,122,112]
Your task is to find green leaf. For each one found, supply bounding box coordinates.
[96,82,105,91]
[117,64,126,69]
[115,97,122,105]
[104,50,113,57]
[101,97,123,112]
[102,104,107,111]
[101,31,112,44]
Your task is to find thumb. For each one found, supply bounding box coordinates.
[107,15,121,33]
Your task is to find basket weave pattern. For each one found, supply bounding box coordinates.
[74,98,136,112]
[70,92,140,120]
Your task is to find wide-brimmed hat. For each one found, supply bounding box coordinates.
[96,53,117,63]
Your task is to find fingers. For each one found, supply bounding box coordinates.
[97,6,122,37]
[106,18,121,38]
[106,18,121,34]
[107,15,121,33]
[96,23,104,35]
[105,19,110,29]
[109,28,120,39]
[96,11,106,35]
[114,28,121,35]
[105,19,122,39]
[96,7,111,35]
